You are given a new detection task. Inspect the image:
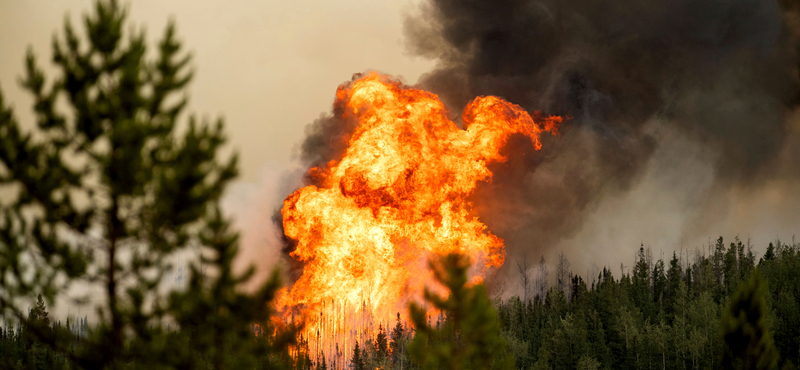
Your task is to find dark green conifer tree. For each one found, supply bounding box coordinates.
[652,259,667,316]
[28,295,49,327]
[23,294,52,370]
[724,239,741,295]
[632,247,654,319]
[760,243,776,265]
[0,1,294,368]
[720,270,779,370]
[409,253,513,370]
[352,341,365,370]
[375,323,388,364]
[665,251,682,322]
[390,312,407,369]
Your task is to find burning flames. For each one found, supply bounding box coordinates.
[278,72,560,355]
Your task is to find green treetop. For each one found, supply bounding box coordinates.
[409,253,513,370]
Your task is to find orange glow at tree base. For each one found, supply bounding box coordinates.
[277,72,561,360]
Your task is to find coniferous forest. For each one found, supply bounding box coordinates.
[2,237,799,369]
[1,1,799,369]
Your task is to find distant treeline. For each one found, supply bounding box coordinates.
[2,236,797,369]
[495,237,799,369]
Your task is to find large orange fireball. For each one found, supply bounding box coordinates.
[279,72,560,355]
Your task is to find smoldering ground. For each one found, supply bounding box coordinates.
[282,0,800,287]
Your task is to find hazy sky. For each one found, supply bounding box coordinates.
[0,0,434,182]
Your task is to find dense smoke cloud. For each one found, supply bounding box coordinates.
[399,0,800,257]
[293,0,800,281]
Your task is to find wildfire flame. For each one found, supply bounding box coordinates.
[278,72,560,357]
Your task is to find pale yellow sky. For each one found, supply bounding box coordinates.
[0,0,435,182]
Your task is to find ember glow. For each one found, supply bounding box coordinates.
[278,72,560,352]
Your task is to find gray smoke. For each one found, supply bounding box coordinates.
[291,0,800,282]
[399,0,800,261]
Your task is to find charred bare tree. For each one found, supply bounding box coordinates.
[536,256,549,300]
[516,255,533,304]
